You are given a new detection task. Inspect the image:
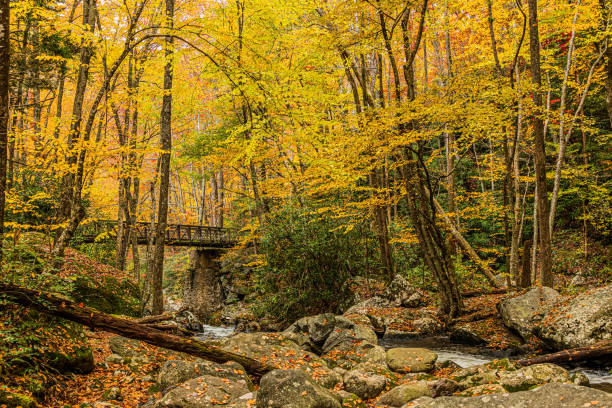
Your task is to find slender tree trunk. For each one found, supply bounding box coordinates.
[50,0,97,268]
[0,0,9,263]
[527,0,553,287]
[150,0,175,315]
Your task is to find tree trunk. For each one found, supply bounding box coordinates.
[527,0,553,287]
[50,0,97,269]
[429,194,502,288]
[150,0,175,315]
[518,239,532,288]
[0,0,9,264]
[516,340,612,366]
[0,283,273,378]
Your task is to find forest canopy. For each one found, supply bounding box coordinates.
[0,0,610,318]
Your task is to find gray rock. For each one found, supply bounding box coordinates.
[448,327,486,346]
[333,390,359,402]
[451,361,506,388]
[499,363,570,392]
[383,329,419,341]
[256,369,341,408]
[321,319,378,353]
[428,378,460,397]
[345,297,393,315]
[386,348,437,373]
[571,371,590,386]
[322,341,385,370]
[157,359,250,393]
[105,354,124,364]
[108,336,143,357]
[497,287,559,340]
[403,292,425,308]
[382,274,419,307]
[376,381,431,406]
[154,375,250,408]
[536,284,612,349]
[413,318,442,335]
[343,369,386,399]
[455,383,506,397]
[403,383,612,407]
[307,314,339,343]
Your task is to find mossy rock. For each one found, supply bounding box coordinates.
[71,275,139,316]
[0,389,37,408]
[45,346,94,374]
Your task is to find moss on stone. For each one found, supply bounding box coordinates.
[0,389,37,408]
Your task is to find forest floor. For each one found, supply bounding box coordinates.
[1,231,611,407]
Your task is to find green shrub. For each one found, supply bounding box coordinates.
[254,202,380,322]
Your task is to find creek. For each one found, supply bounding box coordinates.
[381,336,612,393]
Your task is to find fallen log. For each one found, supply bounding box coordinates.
[452,310,498,323]
[144,322,192,336]
[461,288,509,298]
[516,340,612,366]
[136,307,188,324]
[0,283,273,379]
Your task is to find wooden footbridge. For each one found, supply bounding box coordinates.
[76,220,237,248]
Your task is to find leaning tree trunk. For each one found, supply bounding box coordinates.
[0,283,273,378]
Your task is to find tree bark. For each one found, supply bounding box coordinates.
[518,239,532,288]
[150,0,175,315]
[0,0,9,264]
[527,0,553,287]
[429,194,502,288]
[516,340,612,366]
[0,283,273,378]
[50,0,97,269]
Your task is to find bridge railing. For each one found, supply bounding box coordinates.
[76,220,237,247]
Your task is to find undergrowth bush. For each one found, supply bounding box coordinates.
[253,203,381,323]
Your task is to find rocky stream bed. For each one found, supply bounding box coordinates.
[80,277,612,408]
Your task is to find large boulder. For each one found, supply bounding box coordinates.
[285,314,337,345]
[256,369,341,408]
[109,336,145,358]
[343,369,386,399]
[381,274,421,307]
[322,341,387,371]
[450,360,510,389]
[404,383,612,407]
[218,333,339,388]
[154,375,250,408]
[157,359,250,393]
[285,314,378,354]
[536,285,612,349]
[497,287,559,340]
[321,319,378,353]
[386,348,437,373]
[375,381,431,407]
[499,363,570,392]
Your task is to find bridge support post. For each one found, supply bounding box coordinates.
[183,249,224,321]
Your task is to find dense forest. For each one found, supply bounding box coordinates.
[0,0,611,406]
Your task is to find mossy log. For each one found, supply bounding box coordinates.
[0,283,273,379]
[516,340,612,366]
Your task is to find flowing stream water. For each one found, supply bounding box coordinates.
[381,336,612,393]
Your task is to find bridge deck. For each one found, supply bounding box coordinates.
[77,221,237,248]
